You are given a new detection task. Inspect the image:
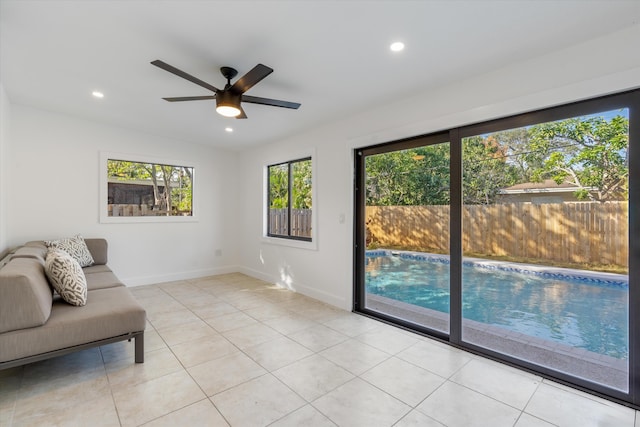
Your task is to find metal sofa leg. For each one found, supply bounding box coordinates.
[135,332,144,363]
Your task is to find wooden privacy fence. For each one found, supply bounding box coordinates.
[109,204,173,217]
[269,209,312,237]
[366,202,628,267]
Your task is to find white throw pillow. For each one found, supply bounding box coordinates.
[44,234,94,267]
[44,249,88,306]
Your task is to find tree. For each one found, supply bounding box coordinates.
[491,128,540,182]
[107,160,151,180]
[525,114,628,201]
[462,136,519,205]
[365,144,450,206]
[363,111,628,206]
[291,159,312,209]
[173,168,193,213]
[269,160,312,210]
[107,160,193,214]
[365,140,518,206]
[269,164,289,209]
[143,163,175,214]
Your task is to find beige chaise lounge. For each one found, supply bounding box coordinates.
[0,238,146,369]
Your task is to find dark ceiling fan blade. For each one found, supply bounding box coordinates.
[162,96,217,102]
[236,106,247,119]
[151,60,220,93]
[230,64,273,94]
[242,95,301,109]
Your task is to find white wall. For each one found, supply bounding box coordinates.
[7,105,240,285]
[238,24,640,310]
[2,25,638,302]
[0,83,10,255]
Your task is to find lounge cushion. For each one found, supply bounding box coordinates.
[0,286,146,362]
[83,263,124,291]
[0,252,13,270]
[44,250,88,306]
[11,246,48,264]
[83,264,113,274]
[84,239,108,265]
[0,258,53,333]
[84,270,124,291]
[45,235,94,267]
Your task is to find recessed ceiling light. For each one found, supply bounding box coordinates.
[225,127,233,133]
[390,42,405,52]
[92,91,104,98]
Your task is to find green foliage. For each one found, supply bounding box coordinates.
[462,136,519,205]
[365,111,629,206]
[269,159,312,209]
[365,144,450,206]
[107,159,193,213]
[107,160,152,180]
[365,138,518,206]
[292,160,312,209]
[527,114,628,201]
[269,164,289,209]
[170,168,193,213]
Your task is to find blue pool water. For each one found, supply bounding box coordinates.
[365,252,629,359]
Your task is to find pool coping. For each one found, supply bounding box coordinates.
[366,249,628,288]
[366,293,628,391]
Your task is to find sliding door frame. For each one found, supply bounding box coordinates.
[353,89,640,407]
[354,131,451,341]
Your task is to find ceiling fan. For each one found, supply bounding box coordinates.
[151,60,301,119]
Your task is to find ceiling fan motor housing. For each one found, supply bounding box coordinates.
[216,90,242,117]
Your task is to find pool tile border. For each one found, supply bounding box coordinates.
[365,249,628,289]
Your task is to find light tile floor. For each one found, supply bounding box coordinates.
[1,273,638,426]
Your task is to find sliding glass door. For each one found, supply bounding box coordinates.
[355,133,451,336]
[461,109,629,392]
[354,89,639,406]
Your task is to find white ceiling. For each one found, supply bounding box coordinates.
[1,1,639,150]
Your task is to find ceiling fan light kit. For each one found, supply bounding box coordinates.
[151,60,301,119]
[216,105,241,117]
[215,90,242,117]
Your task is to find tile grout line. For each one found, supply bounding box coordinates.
[155,286,238,426]
[163,277,337,425]
[98,345,125,427]
[518,377,547,425]
[130,281,237,426]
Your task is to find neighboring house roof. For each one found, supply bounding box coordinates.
[498,180,595,195]
[108,178,176,188]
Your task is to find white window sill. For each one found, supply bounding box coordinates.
[261,236,317,251]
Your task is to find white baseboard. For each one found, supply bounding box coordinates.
[238,266,350,310]
[123,265,240,287]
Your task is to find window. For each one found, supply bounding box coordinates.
[100,152,197,223]
[267,157,312,241]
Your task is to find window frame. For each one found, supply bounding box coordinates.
[99,151,199,224]
[263,151,316,249]
[266,156,313,242]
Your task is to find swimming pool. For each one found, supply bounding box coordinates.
[365,251,629,359]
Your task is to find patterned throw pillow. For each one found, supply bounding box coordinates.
[44,249,88,306]
[44,234,94,267]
